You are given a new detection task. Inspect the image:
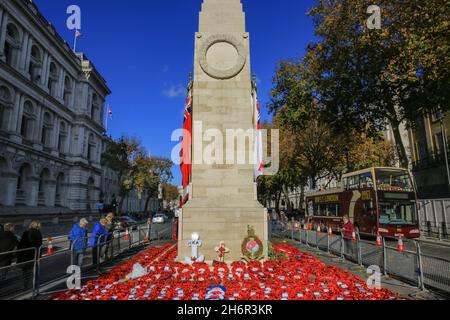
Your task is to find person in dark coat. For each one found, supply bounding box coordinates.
[0,223,18,281]
[69,219,89,267]
[17,221,43,289]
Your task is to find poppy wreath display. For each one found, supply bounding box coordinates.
[212,263,230,280]
[192,263,211,281]
[53,243,400,301]
[178,265,194,282]
[231,261,248,282]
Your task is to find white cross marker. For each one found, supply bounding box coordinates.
[185,233,205,264]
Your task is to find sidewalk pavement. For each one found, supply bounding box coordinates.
[281,239,448,300]
[420,237,450,247]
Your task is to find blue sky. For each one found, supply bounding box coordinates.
[34,0,316,184]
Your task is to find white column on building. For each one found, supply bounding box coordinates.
[10,92,23,142]
[52,115,59,150]
[33,104,43,146]
[19,31,30,71]
[3,175,18,207]
[66,123,72,155]
[0,9,8,60]
[83,85,91,114]
[58,69,66,100]
[78,127,86,158]
[41,51,50,88]
[28,176,40,207]
[69,78,76,109]
[46,178,57,207]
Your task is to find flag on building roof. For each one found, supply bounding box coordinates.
[107,105,113,120]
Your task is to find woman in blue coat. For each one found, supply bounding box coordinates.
[69,219,89,267]
[90,218,109,265]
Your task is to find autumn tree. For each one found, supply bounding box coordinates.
[301,0,450,168]
[133,156,173,213]
[162,183,180,207]
[102,136,146,212]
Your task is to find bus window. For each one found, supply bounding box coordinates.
[375,169,414,192]
[343,178,349,190]
[379,202,418,226]
[347,175,360,189]
[360,172,374,189]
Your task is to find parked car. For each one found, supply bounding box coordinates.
[152,214,168,224]
[114,216,138,231]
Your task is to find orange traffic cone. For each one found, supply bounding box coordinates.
[124,228,130,241]
[397,236,405,252]
[376,233,383,247]
[328,227,333,236]
[317,226,322,234]
[352,231,357,243]
[47,237,54,255]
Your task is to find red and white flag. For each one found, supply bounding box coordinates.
[180,93,192,203]
[107,105,113,120]
[254,100,264,180]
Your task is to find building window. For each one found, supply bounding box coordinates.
[29,45,43,84]
[58,121,68,153]
[48,62,59,96]
[20,101,35,140]
[91,94,99,121]
[4,23,21,68]
[38,168,50,206]
[63,76,72,106]
[41,112,53,148]
[87,134,96,162]
[56,173,65,206]
[16,163,32,205]
[0,85,13,131]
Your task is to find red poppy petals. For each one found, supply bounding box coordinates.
[52,243,400,301]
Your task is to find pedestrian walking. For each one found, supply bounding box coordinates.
[341,215,355,257]
[0,223,19,281]
[17,221,43,289]
[104,213,115,260]
[90,218,109,266]
[69,219,89,267]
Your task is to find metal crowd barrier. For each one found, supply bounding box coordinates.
[271,221,450,295]
[0,222,174,300]
[0,248,37,300]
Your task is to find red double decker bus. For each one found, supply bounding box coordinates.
[305,167,420,239]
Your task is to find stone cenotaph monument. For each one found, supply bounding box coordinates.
[177,0,268,263]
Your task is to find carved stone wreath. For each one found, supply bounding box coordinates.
[198,34,247,80]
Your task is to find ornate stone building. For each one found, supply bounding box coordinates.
[408,113,450,199]
[0,0,110,216]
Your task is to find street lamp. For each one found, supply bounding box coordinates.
[436,107,450,197]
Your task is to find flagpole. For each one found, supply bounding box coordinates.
[73,29,78,52]
[105,108,109,133]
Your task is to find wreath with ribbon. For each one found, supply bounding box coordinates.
[241,226,264,261]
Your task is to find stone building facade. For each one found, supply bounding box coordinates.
[0,0,109,216]
[408,113,450,199]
